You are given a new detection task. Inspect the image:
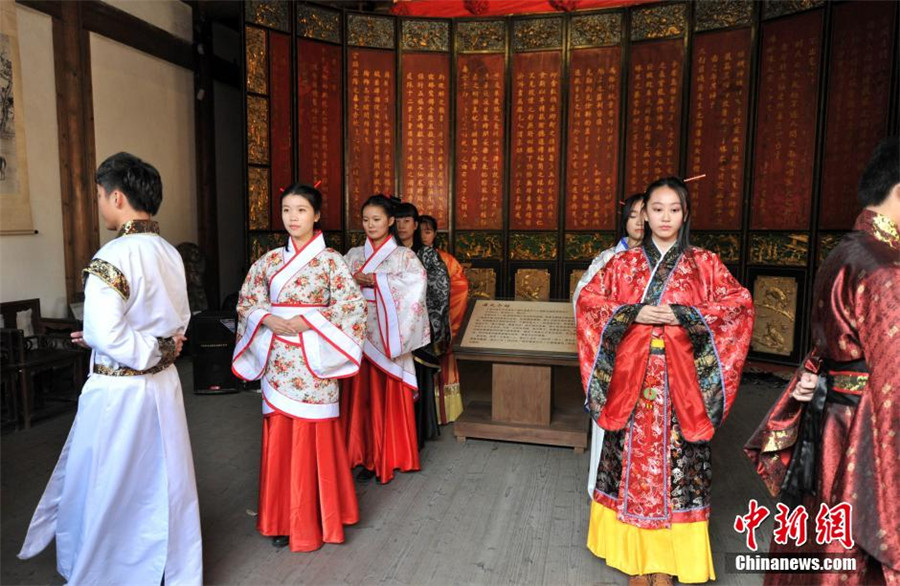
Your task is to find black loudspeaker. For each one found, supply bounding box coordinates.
[189,310,240,394]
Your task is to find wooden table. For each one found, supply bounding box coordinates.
[451,300,588,452]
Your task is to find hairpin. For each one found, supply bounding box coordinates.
[278,186,285,194]
[313,180,322,189]
[684,174,706,183]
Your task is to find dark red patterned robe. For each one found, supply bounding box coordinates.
[745,210,900,585]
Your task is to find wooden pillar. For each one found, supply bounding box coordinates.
[193,3,220,307]
[52,1,99,303]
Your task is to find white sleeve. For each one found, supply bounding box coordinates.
[82,275,162,371]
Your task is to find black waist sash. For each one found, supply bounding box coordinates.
[779,358,866,507]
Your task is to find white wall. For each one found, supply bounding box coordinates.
[1,2,198,318]
[91,33,197,248]
[0,6,67,318]
[100,0,192,43]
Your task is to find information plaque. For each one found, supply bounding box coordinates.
[457,300,577,361]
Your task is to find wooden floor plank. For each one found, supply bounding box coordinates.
[1,361,782,585]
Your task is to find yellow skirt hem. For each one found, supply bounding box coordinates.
[586,501,716,583]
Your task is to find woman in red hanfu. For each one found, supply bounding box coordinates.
[341,195,430,484]
[232,184,368,551]
[576,177,755,585]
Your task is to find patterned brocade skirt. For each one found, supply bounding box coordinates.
[587,344,716,583]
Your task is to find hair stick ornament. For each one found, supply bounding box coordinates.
[684,174,706,183]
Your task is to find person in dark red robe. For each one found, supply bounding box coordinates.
[745,137,900,585]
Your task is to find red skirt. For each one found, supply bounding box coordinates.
[340,358,420,484]
[257,413,359,552]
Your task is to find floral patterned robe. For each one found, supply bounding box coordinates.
[344,237,430,392]
[232,233,367,419]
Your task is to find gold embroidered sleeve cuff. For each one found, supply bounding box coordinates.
[91,338,178,377]
[83,259,131,301]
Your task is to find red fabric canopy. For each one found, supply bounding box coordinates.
[390,0,654,18]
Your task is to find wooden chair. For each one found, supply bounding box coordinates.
[0,299,87,430]
[0,329,21,431]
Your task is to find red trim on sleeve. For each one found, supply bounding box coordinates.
[300,314,361,366]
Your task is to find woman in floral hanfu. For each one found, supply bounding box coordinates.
[341,194,430,484]
[233,184,367,552]
[576,177,754,585]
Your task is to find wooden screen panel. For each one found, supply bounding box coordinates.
[298,39,343,231]
[510,51,563,231]
[624,39,684,196]
[455,53,505,230]
[566,47,621,231]
[347,48,396,229]
[401,52,451,226]
[751,10,824,231]
[269,31,292,231]
[819,1,896,230]
[687,28,751,230]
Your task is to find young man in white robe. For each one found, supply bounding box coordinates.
[18,152,203,586]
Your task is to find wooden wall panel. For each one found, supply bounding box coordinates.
[298,38,344,230]
[400,52,451,225]
[819,1,896,230]
[624,39,684,196]
[687,28,751,230]
[238,2,898,363]
[751,9,824,231]
[509,51,563,231]
[347,48,396,229]
[455,53,506,230]
[566,47,621,231]
[268,31,292,231]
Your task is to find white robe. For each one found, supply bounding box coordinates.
[18,223,202,586]
[344,238,430,393]
[571,238,628,498]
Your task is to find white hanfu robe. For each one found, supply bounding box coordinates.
[18,220,202,586]
[341,237,430,482]
[344,237,430,394]
[571,237,628,497]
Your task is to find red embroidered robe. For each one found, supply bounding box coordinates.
[577,243,754,527]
